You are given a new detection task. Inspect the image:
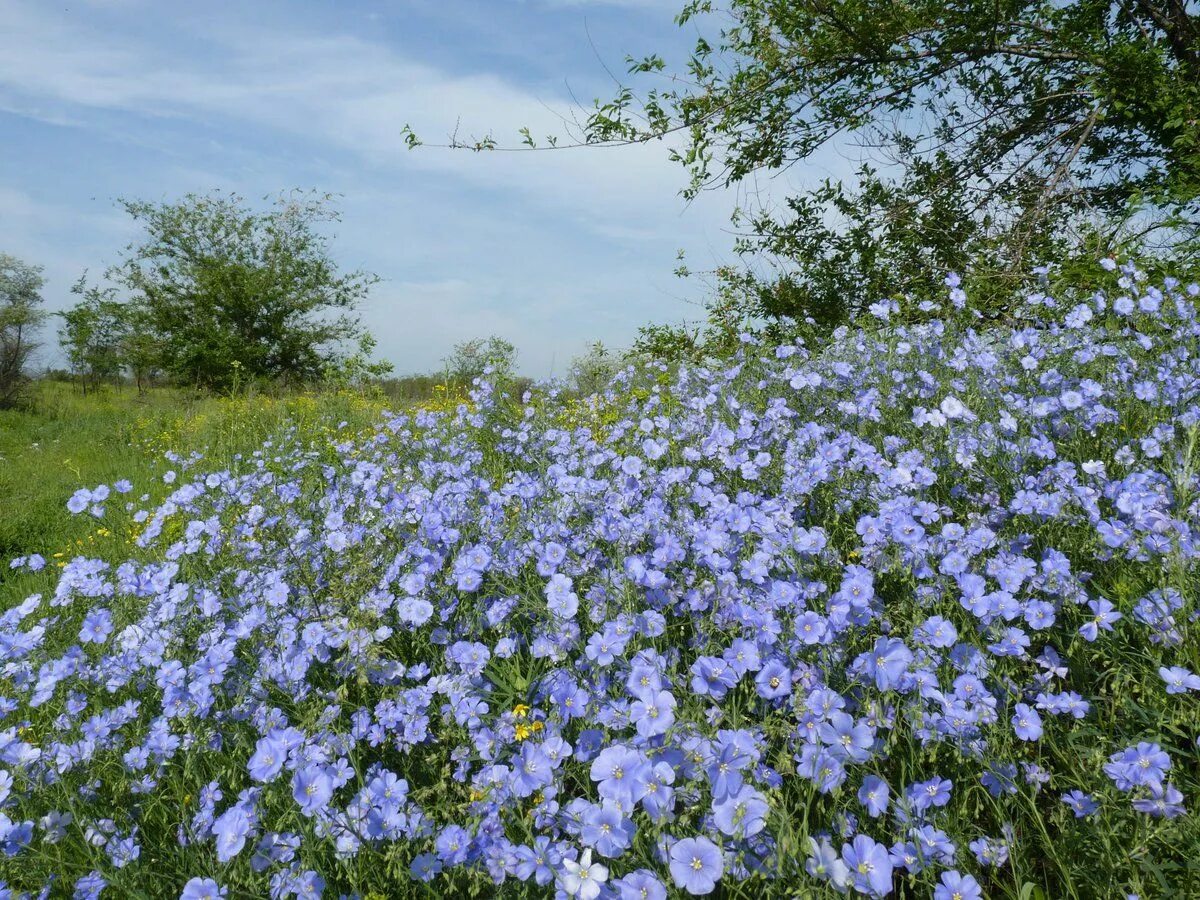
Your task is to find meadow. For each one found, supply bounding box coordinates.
[1,264,1199,899]
[0,382,391,565]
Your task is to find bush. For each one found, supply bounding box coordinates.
[0,254,47,409]
[568,342,623,398]
[2,262,1199,898]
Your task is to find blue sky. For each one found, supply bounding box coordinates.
[0,0,838,376]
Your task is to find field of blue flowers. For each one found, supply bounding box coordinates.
[2,262,1199,899]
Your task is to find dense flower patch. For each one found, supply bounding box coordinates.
[2,263,1200,898]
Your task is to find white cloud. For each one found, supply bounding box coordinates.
[535,0,682,9]
[0,0,850,376]
[0,1,721,242]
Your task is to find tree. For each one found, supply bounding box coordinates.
[443,336,517,386]
[117,302,161,395]
[584,0,1200,329]
[415,1,1199,336]
[109,191,380,390]
[568,341,623,396]
[59,278,130,394]
[0,253,48,408]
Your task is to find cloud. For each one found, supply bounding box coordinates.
[0,1,718,242]
[0,0,844,376]
[535,0,682,9]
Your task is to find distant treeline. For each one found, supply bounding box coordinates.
[1,193,626,409]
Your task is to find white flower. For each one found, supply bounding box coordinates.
[939,395,969,420]
[1060,390,1084,410]
[559,849,608,900]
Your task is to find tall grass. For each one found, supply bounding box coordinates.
[0,382,388,563]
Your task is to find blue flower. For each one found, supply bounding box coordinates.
[842,834,893,896]
[933,871,982,900]
[179,878,226,900]
[580,801,634,858]
[712,785,769,837]
[247,732,289,783]
[1011,704,1043,741]
[1105,742,1172,794]
[611,869,667,900]
[292,766,334,816]
[73,872,107,900]
[629,689,675,739]
[861,638,912,692]
[512,742,554,798]
[590,745,651,807]
[1159,666,1200,694]
[1061,790,1099,817]
[908,777,952,813]
[705,739,752,801]
[211,803,252,863]
[753,659,792,699]
[1079,599,1121,641]
[858,776,890,818]
[78,609,113,645]
[668,836,723,895]
[558,848,608,900]
[546,573,579,619]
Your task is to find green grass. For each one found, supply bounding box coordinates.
[0,381,390,566]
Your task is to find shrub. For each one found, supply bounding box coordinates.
[0,254,47,409]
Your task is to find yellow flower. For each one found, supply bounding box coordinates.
[512,704,530,719]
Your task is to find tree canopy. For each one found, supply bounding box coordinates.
[585,0,1200,335]
[597,1,1199,205]
[109,191,379,390]
[0,253,47,408]
[422,1,1199,344]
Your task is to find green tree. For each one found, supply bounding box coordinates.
[568,341,623,396]
[585,0,1200,332]
[117,302,161,395]
[416,1,1199,341]
[59,278,129,394]
[0,253,48,409]
[443,336,517,387]
[110,191,379,390]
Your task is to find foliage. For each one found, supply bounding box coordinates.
[319,333,395,391]
[584,0,1200,332]
[567,341,623,397]
[443,335,518,386]
[406,1,1200,339]
[0,253,47,409]
[58,277,132,395]
[602,1,1199,200]
[108,191,380,391]
[1,263,1200,898]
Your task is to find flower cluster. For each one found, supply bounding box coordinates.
[1,263,1199,898]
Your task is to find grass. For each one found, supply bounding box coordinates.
[0,381,389,566]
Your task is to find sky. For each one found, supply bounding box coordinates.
[0,0,842,377]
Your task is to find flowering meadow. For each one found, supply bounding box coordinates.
[2,263,1200,899]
